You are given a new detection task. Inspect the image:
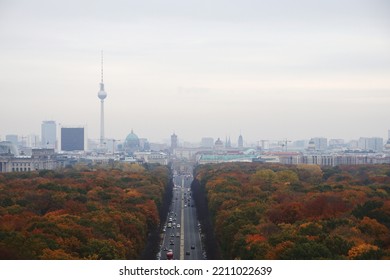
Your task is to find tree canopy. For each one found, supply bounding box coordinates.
[0,164,170,259]
[194,163,390,260]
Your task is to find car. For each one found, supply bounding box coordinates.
[191,245,195,249]
[170,233,174,237]
[163,247,168,251]
[176,233,180,237]
[186,251,190,255]
[170,240,174,245]
[177,224,180,228]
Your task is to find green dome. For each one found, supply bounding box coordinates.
[124,130,140,152]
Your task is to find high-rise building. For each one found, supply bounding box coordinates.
[293,140,306,148]
[41,121,56,149]
[238,134,244,148]
[5,135,18,146]
[371,137,384,152]
[61,127,85,151]
[358,137,383,152]
[201,137,214,148]
[171,133,178,151]
[329,139,344,148]
[97,51,107,147]
[312,137,328,151]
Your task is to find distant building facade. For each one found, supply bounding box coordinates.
[329,139,345,149]
[134,151,169,165]
[0,149,64,173]
[5,135,18,146]
[61,127,85,151]
[171,133,178,151]
[358,137,383,152]
[41,121,57,149]
[312,137,328,151]
[201,137,214,148]
[238,134,244,148]
[214,138,224,150]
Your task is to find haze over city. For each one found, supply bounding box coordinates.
[1,0,389,143]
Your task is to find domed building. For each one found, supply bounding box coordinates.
[214,138,224,150]
[0,141,19,156]
[124,130,140,154]
[307,139,316,151]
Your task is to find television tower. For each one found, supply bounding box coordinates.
[97,50,107,147]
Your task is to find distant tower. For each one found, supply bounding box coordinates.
[238,134,243,149]
[225,136,231,148]
[97,51,107,147]
[171,133,178,151]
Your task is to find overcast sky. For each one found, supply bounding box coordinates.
[0,0,389,144]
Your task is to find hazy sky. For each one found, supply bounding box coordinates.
[1,0,389,144]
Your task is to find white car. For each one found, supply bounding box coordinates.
[177,224,181,228]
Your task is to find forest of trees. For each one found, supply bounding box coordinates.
[0,163,171,259]
[193,163,390,260]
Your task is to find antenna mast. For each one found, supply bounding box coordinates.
[101,50,104,83]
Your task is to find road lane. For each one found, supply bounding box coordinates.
[159,172,203,260]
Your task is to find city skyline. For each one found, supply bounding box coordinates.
[1,0,389,143]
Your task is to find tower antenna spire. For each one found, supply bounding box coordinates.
[101,50,104,83]
[98,50,107,148]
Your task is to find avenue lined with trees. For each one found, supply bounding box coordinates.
[0,163,171,259]
[192,163,390,259]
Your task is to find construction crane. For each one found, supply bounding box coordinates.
[98,139,121,155]
[279,139,292,152]
[109,139,121,155]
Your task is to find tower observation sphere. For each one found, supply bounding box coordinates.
[98,83,107,100]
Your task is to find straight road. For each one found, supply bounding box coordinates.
[158,173,205,260]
